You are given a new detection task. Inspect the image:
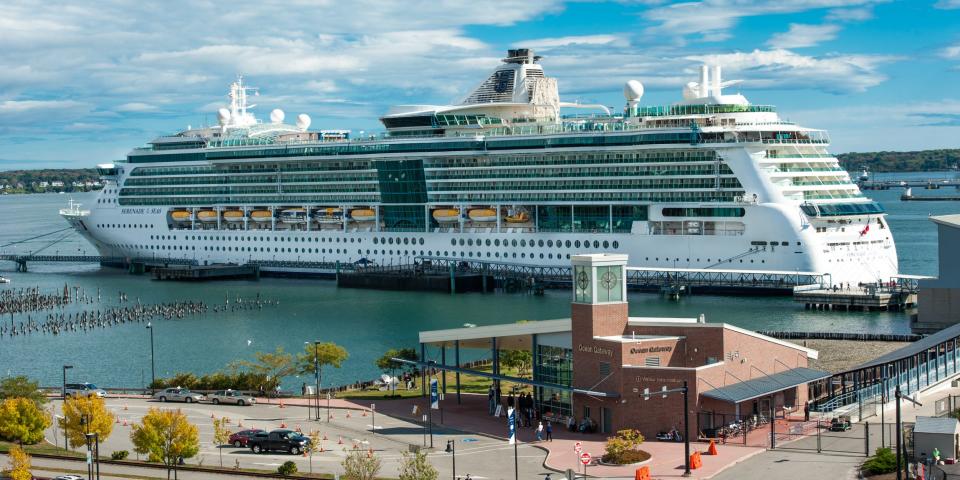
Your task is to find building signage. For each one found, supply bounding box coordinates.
[635,375,681,383]
[577,344,612,357]
[629,345,673,354]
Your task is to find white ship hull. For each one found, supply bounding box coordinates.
[62,201,897,286]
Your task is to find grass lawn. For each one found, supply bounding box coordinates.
[338,365,533,400]
[0,440,85,458]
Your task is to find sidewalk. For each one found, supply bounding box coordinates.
[337,391,764,478]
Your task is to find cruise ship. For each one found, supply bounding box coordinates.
[62,49,898,285]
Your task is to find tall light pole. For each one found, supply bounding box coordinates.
[306,341,321,421]
[445,439,456,480]
[62,365,73,401]
[643,382,691,476]
[146,323,155,392]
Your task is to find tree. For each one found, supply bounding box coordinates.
[341,448,381,480]
[375,348,418,396]
[230,346,297,392]
[211,417,232,467]
[5,444,31,480]
[304,430,322,474]
[499,350,532,378]
[59,395,113,449]
[0,398,51,445]
[130,408,200,479]
[0,376,46,406]
[298,342,349,376]
[398,450,438,480]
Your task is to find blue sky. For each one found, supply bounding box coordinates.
[1,0,958,169]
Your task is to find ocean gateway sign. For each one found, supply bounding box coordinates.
[629,345,672,355]
[577,344,613,357]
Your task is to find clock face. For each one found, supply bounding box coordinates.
[576,270,589,292]
[600,270,618,290]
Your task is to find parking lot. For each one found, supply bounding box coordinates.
[45,397,550,479]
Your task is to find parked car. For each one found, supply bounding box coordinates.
[152,387,204,403]
[248,429,311,455]
[53,475,84,480]
[228,428,266,448]
[64,383,106,398]
[208,389,256,406]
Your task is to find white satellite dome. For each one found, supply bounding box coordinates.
[682,82,699,101]
[296,113,311,131]
[217,108,231,125]
[270,108,285,124]
[623,80,644,102]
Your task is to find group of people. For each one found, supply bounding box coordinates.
[487,385,554,441]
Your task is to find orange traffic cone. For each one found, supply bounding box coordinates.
[279,399,285,409]
[708,440,719,456]
[362,411,367,417]
[328,414,333,420]
[338,435,343,445]
[211,413,216,419]
[296,425,302,433]
[367,447,373,458]
[346,412,352,418]
[323,434,328,441]
[123,404,128,411]
[115,417,120,424]
[122,419,128,427]
[238,421,243,428]
[280,422,287,428]
[302,451,307,457]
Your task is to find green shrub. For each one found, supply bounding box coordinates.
[277,460,297,476]
[862,447,899,475]
[110,450,129,460]
[602,429,649,465]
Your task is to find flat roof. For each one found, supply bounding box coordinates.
[914,416,960,435]
[595,334,682,343]
[930,214,960,229]
[853,322,960,371]
[701,367,832,404]
[626,266,823,276]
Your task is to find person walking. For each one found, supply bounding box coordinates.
[536,421,544,441]
[488,385,496,415]
[545,421,553,441]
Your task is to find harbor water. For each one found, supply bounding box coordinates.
[0,171,955,389]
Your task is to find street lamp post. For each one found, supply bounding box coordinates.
[86,432,100,480]
[146,322,155,392]
[62,365,73,401]
[643,382,691,476]
[306,341,321,421]
[445,439,456,480]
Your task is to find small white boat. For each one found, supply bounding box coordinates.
[170,210,193,222]
[313,207,343,224]
[0,276,10,284]
[197,210,219,223]
[250,210,272,223]
[223,210,246,223]
[280,208,308,224]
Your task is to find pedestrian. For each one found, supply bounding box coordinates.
[803,401,809,422]
[545,421,553,441]
[301,382,307,396]
[488,386,496,415]
[508,392,515,409]
[536,421,544,441]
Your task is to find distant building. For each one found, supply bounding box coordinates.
[38,181,49,188]
[51,181,64,187]
[914,215,960,332]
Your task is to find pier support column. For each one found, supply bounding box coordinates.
[455,340,461,405]
[449,263,456,295]
[420,343,427,397]
[441,345,447,395]
[492,337,500,399]
[531,333,539,416]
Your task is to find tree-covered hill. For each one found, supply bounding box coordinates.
[837,149,960,172]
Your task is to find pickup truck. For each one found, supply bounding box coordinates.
[248,429,311,455]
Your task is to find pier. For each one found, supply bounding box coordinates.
[151,263,260,281]
[793,276,924,311]
[859,178,960,190]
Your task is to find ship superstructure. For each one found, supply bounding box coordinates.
[63,50,898,284]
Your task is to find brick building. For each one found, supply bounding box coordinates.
[416,254,829,437]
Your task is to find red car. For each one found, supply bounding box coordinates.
[229,429,266,448]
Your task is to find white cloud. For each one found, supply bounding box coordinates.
[825,6,874,21]
[513,34,622,50]
[643,0,885,39]
[688,48,898,93]
[767,24,841,48]
[115,102,158,113]
[943,44,960,58]
[0,99,88,114]
[934,0,960,9]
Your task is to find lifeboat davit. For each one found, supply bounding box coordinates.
[468,208,497,222]
[170,211,192,222]
[505,211,530,223]
[197,210,219,223]
[432,209,460,223]
[350,208,376,222]
[250,210,272,223]
[223,210,245,222]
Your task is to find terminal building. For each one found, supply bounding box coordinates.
[416,254,831,436]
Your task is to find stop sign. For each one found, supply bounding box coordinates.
[580,452,591,465]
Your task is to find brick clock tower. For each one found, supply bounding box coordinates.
[571,254,629,338]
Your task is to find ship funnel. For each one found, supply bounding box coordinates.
[699,65,709,98]
[712,65,722,97]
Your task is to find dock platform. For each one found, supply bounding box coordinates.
[150,263,260,281]
[794,286,916,311]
